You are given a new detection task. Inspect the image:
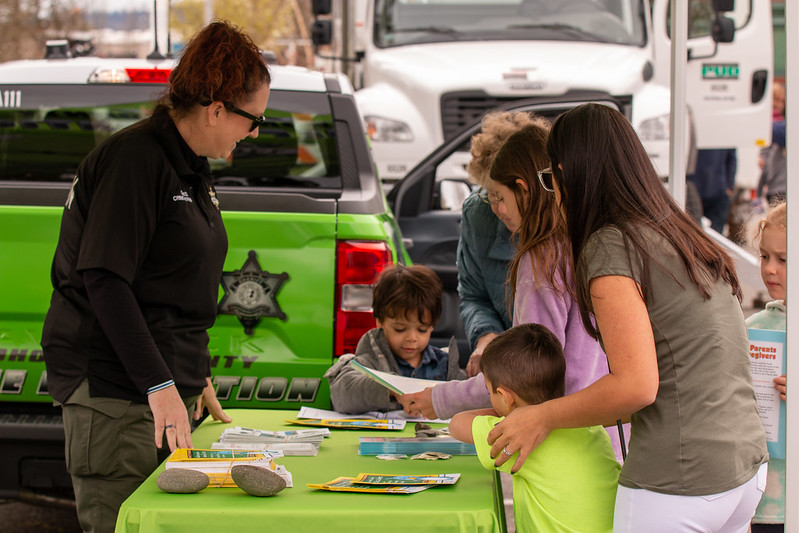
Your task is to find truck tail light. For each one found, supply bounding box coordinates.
[334,240,393,356]
[126,68,172,83]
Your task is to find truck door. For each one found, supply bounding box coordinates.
[650,0,772,187]
[389,96,623,366]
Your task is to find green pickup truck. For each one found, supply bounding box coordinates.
[0,55,418,502]
[0,51,614,503]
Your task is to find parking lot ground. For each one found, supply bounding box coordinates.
[0,500,81,533]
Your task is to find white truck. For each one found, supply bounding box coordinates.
[311,0,772,190]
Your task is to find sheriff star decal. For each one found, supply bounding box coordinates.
[219,250,289,334]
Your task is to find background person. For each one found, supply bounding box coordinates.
[686,147,737,234]
[458,111,544,376]
[758,120,786,205]
[450,323,620,533]
[488,103,767,532]
[40,20,270,532]
[747,201,788,533]
[325,264,466,414]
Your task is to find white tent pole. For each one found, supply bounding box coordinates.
[785,0,797,529]
[668,0,688,209]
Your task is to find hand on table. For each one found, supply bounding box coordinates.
[148,385,193,451]
[195,377,233,423]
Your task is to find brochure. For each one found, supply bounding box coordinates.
[747,328,786,459]
[286,418,406,430]
[352,473,460,485]
[297,406,449,424]
[359,436,476,455]
[306,477,432,494]
[351,360,443,395]
[164,448,293,488]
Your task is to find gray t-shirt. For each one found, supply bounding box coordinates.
[582,226,767,496]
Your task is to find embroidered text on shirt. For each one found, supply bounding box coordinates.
[173,190,193,203]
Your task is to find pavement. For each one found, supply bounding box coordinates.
[0,499,81,533]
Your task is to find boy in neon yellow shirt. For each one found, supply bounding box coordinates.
[450,323,620,532]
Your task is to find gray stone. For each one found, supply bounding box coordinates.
[156,469,210,494]
[231,464,287,497]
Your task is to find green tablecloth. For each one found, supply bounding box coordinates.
[115,409,507,533]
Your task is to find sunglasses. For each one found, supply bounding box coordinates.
[201,100,265,132]
[223,102,266,132]
[537,167,554,193]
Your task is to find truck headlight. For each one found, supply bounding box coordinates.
[364,115,413,142]
[637,114,670,141]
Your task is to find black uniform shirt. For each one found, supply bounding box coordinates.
[42,105,228,403]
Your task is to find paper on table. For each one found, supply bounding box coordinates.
[297,406,449,424]
[351,361,442,395]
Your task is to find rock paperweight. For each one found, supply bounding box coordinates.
[156,469,210,494]
[231,464,287,497]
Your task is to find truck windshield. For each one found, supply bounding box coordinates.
[374,0,647,47]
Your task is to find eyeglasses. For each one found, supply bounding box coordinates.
[477,188,504,206]
[537,167,554,193]
[223,102,266,132]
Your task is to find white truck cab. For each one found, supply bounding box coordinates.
[312,0,771,189]
[336,0,673,183]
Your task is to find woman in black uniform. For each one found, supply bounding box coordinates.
[42,20,271,532]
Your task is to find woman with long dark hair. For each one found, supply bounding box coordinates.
[489,103,767,531]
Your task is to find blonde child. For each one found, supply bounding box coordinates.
[748,201,788,532]
[450,323,620,532]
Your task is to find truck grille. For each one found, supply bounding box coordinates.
[440,90,633,142]
[440,92,520,142]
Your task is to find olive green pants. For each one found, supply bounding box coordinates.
[62,380,197,533]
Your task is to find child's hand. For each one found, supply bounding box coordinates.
[775,374,787,401]
[397,388,437,419]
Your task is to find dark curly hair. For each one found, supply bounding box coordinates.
[166,19,271,115]
[371,265,443,326]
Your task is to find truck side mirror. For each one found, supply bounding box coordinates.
[311,20,333,46]
[711,0,734,12]
[711,15,735,43]
[312,0,331,16]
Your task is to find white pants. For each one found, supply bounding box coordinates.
[614,462,768,532]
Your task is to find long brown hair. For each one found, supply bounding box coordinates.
[546,103,741,338]
[489,121,571,314]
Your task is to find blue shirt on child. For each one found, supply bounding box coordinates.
[395,344,449,380]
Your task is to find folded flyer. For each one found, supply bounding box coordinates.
[351,360,443,395]
[286,418,406,430]
[306,477,431,494]
[352,473,460,485]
